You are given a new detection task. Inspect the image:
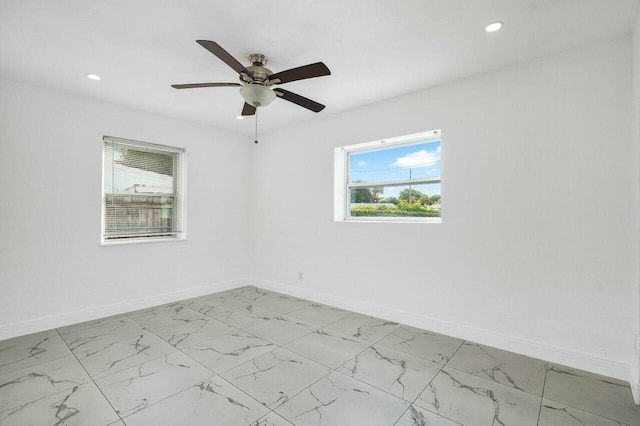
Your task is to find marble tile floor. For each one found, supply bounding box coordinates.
[0,286,638,426]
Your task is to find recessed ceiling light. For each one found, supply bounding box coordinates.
[86,73,101,81]
[236,115,244,120]
[485,21,503,33]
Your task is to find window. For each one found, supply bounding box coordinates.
[102,136,186,243]
[334,130,441,222]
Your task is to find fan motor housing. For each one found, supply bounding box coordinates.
[244,54,273,83]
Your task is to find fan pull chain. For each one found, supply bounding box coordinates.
[254,108,259,144]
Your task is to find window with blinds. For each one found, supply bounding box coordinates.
[102,136,185,243]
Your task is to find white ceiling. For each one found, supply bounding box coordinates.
[1,0,638,136]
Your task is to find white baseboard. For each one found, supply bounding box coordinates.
[0,277,252,342]
[255,279,632,385]
[632,369,640,404]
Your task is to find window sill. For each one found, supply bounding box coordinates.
[100,237,187,246]
[337,218,441,224]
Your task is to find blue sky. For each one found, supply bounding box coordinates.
[349,140,441,198]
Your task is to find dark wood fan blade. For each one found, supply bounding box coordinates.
[274,88,325,112]
[196,40,251,76]
[268,62,330,84]
[171,83,241,89]
[241,103,256,116]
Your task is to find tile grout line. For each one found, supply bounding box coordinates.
[115,313,230,418]
[124,303,213,334]
[174,299,366,422]
[374,325,453,405]
[0,335,170,420]
[263,318,407,421]
[62,313,186,380]
[539,395,633,425]
[120,311,278,424]
[54,328,125,424]
[536,362,549,426]
[375,326,447,360]
[327,318,553,407]
[206,301,349,424]
[0,355,92,417]
[62,318,152,354]
[405,339,468,425]
[261,306,448,419]
[403,338,547,425]
[219,319,327,419]
[429,341,548,400]
[201,301,377,420]
[541,363,635,425]
[113,322,223,421]
[248,290,452,426]
[0,351,71,382]
[269,319,458,425]
[57,314,128,336]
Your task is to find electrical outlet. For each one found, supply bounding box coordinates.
[298,272,303,281]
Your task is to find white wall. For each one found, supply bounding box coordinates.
[251,37,634,380]
[632,10,640,400]
[0,78,252,338]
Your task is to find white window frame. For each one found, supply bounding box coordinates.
[334,129,442,223]
[101,136,187,245]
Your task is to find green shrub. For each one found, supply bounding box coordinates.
[350,205,440,217]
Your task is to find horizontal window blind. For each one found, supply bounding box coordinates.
[103,137,183,241]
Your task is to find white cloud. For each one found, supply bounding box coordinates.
[391,146,440,168]
[383,186,400,196]
[357,160,370,166]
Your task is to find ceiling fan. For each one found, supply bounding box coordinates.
[171,40,331,118]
